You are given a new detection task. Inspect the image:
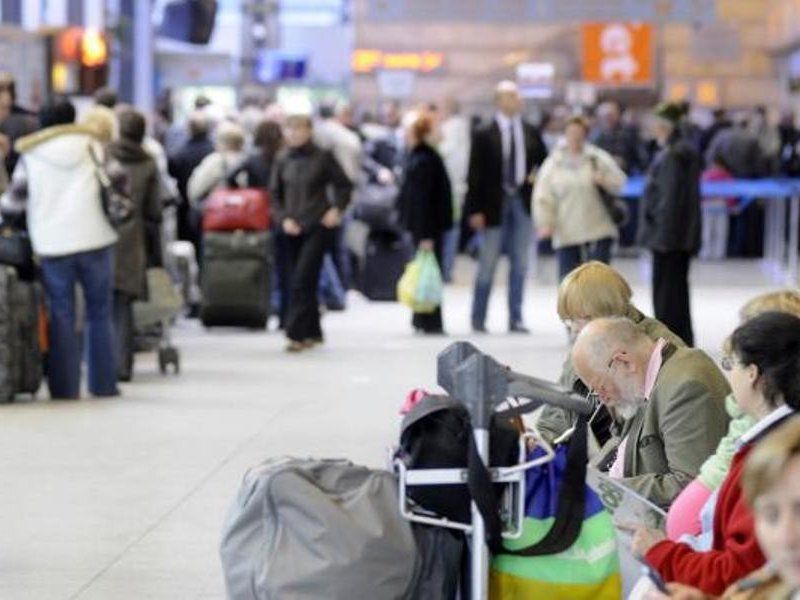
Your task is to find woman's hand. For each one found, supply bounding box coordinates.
[536,227,553,240]
[418,239,434,252]
[593,171,607,188]
[282,218,302,236]
[321,207,341,229]
[618,522,668,558]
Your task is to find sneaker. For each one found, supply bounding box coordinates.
[472,324,488,334]
[509,323,530,334]
[303,337,324,348]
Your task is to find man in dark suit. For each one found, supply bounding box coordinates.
[465,81,547,333]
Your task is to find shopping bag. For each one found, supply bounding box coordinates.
[397,256,422,309]
[414,250,443,312]
[490,441,622,599]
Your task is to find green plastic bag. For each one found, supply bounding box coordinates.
[397,250,443,313]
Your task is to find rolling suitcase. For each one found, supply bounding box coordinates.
[0,266,42,402]
[359,230,413,301]
[201,231,271,328]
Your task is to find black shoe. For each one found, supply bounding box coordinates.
[509,323,530,334]
[472,324,488,334]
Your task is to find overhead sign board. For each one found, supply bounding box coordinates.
[582,22,653,86]
[516,62,555,98]
[366,0,714,24]
[352,49,444,74]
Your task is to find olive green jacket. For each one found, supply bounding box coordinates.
[535,305,687,443]
[613,343,730,508]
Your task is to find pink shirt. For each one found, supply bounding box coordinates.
[609,338,667,478]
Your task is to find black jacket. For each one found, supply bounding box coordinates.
[398,143,453,243]
[640,132,702,254]
[465,119,547,226]
[167,134,214,205]
[270,142,353,230]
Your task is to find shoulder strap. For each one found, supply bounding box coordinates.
[468,414,589,557]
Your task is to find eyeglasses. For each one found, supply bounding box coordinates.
[720,356,738,372]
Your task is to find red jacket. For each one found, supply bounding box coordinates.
[645,443,766,596]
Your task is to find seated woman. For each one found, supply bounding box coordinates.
[667,290,800,541]
[648,415,800,599]
[535,260,685,445]
[629,311,800,596]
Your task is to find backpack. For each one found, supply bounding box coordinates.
[88,144,135,228]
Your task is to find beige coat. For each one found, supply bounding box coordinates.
[532,142,627,249]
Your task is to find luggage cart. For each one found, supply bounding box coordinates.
[396,342,592,599]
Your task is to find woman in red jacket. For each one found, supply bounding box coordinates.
[627,311,800,596]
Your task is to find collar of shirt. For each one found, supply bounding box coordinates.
[495,112,518,131]
[644,338,667,400]
[738,405,795,449]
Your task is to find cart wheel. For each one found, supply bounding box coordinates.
[158,346,180,375]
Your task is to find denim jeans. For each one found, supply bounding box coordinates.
[471,193,532,328]
[440,225,460,283]
[40,246,118,398]
[556,237,613,281]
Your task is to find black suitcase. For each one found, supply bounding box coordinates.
[352,183,399,232]
[359,230,413,301]
[0,266,42,402]
[201,231,272,328]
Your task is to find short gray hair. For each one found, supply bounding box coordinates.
[578,317,647,373]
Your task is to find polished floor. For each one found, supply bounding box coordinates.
[0,256,779,599]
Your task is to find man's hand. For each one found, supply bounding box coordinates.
[537,227,554,240]
[469,213,486,231]
[321,207,342,229]
[419,239,434,252]
[282,218,302,236]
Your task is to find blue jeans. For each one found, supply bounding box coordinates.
[471,193,532,328]
[556,237,613,281]
[40,246,118,398]
[441,224,460,283]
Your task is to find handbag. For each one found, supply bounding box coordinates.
[87,144,134,228]
[590,156,629,227]
[0,223,32,270]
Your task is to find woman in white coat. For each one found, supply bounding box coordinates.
[533,116,627,280]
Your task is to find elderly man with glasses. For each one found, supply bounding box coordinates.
[572,317,730,508]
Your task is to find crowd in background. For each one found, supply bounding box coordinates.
[2,71,800,383]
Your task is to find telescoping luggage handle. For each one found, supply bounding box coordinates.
[397,342,593,600]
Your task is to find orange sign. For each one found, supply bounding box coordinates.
[582,23,652,85]
[352,49,444,74]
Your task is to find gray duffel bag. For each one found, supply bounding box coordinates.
[220,457,461,600]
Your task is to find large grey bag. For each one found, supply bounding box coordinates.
[220,458,425,600]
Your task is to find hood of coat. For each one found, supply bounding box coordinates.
[15,124,100,170]
[108,138,151,164]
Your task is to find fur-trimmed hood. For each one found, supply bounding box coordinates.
[15,123,99,156]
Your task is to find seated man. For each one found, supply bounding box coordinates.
[572,317,730,508]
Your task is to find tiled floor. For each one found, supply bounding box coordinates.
[0,256,781,599]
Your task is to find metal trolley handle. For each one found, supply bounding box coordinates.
[396,424,555,539]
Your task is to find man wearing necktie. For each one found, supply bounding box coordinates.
[465,81,548,333]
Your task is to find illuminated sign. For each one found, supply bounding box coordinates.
[582,23,653,86]
[352,49,444,74]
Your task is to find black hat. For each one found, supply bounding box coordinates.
[653,101,683,124]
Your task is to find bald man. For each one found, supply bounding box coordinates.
[572,317,729,508]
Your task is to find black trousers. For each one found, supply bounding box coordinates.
[412,237,444,334]
[652,251,694,347]
[113,290,134,381]
[284,226,334,342]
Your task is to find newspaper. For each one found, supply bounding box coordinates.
[586,467,668,598]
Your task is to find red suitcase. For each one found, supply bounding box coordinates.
[203,188,271,232]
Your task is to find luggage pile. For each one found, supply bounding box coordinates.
[347,183,413,301]
[220,342,622,600]
[0,266,42,402]
[200,187,272,329]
